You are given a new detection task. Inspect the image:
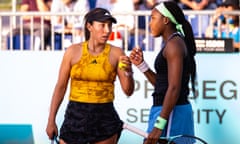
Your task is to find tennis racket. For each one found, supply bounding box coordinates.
[122,123,208,144]
[51,136,59,144]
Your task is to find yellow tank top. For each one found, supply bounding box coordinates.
[69,41,117,103]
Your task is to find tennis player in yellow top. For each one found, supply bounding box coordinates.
[46,8,134,144]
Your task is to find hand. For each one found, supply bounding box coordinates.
[190,1,199,10]
[118,55,132,72]
[129,46,144,66]
[46,121,58,140]
[144,128,162,144]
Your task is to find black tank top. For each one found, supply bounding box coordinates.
[152,32,190,106]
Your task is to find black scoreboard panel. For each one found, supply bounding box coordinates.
[195,38,233,52]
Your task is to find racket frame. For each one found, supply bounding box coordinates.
[122,123,208,144]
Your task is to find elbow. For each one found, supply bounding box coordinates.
[125,90,134,96]
[168,85,180,98]
[123,85,134,96]
[120,78,135,96]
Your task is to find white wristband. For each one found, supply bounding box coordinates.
[137,61,149,73]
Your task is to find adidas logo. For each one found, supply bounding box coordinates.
[91,59,97,64]
[104,12,110,16]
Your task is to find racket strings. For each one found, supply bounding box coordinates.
[170,136,198,144]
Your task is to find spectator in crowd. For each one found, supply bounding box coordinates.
[130,0,156,51]
[231,15,240,51]
[88,0,97,9]
[46,8,134,143]
[130,0,182,51]
[96,0,135,48]
[9,0,52,50]
[179,0,217,37]
[216,0,223,6]
[205,0,240,51]
[96,0,135,31]
[51,0,90,49]
[133,0,156,10]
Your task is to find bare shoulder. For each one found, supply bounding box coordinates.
[108,44,125,66]
[64,43,84,65]
[64,43,82,55]
[109,44,125,57]
[164,37,186,57]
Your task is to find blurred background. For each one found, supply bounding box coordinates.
[0,0,240,144]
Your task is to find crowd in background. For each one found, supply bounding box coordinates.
[5,0,240,51]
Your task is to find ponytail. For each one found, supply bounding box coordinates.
[182,19,197,97]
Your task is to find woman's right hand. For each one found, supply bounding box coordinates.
[46,121,58,140]
[129,46,144,66]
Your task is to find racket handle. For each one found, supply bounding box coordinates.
[123,123,148,138]
[51,135,59,144]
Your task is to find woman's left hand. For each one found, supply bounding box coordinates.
[118,55,132,72]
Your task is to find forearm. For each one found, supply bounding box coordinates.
[36,0,50,11]
[135,60,156,86]
[143,69,156,86]
[122,75,135,96]
[198,0,209,9]
[48,85,66,122]
[20,4,30,20]
[36,0,51,20]
[160,86,180,119]
[180,0,194,8]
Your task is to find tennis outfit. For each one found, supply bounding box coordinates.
[147,32,194,137]
[60,41,123,144]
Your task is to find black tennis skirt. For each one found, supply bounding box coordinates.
[60,101,123,144]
